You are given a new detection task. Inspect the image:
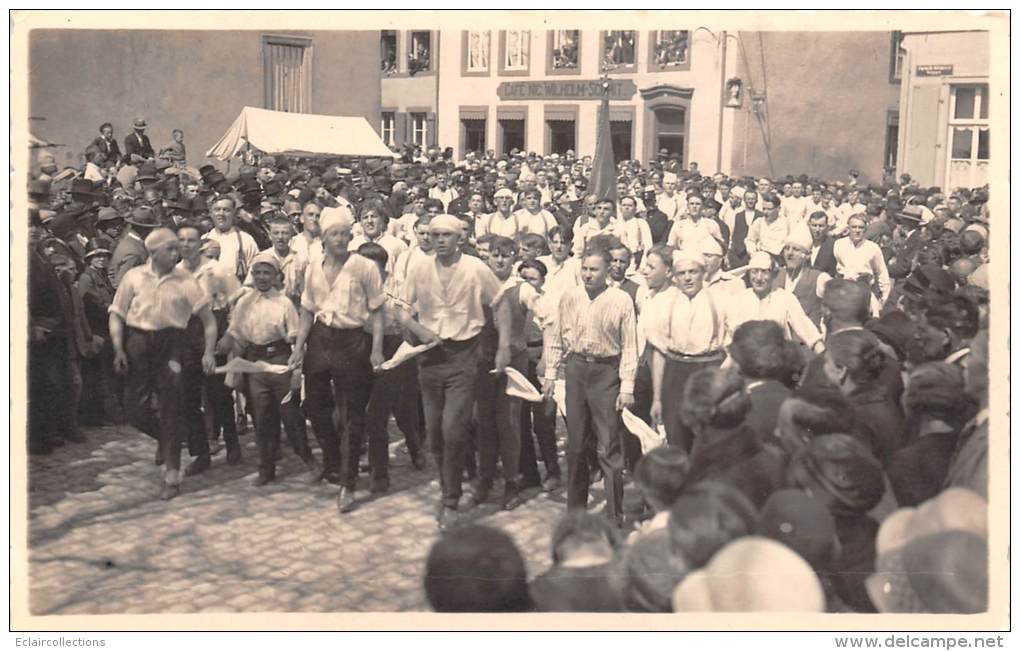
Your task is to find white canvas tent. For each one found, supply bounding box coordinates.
[206,106,394,160]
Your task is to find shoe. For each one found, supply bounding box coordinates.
[410,451,427,470]
[159,483,180,501]
[300,458,322,484]
[468,483,490,508]
[253,470,275,487]
[154,446,163,465]
[225,437,242,465]
[541,474,561,493]
[437,506,459,533]
[337,487,356,513]
[64,429,87,444]
[370,477,390,495]
[502,483,523,511]
[322,470,343,485]
[519,474,542,491]
[590,468,604,486]
[184,455,211,477]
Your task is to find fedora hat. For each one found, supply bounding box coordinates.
[135,164,159,183]
[84,237,113,259]
[97,207,122,223]
[133,117,147,129]
[125,205,161,228]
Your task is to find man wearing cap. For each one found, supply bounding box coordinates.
[176,223,244,472]
[111,206,160,287]
[541,245,638,528]
[289,205,386,514]
[700,237,744,297]
[477,188,522,239]
[203,196,259,282]
[646,249,731,451]
[222,250,319,486]
[397,214,511,531]
[109,228,219,500]
[773,225,832,327]
[124,118,155,164]
[728,252,823,350]
[76,237,118,425]
[666,194,723,253]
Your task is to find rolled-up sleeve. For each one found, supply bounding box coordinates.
[618,298,639,395]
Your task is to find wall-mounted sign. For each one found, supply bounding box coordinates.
[916,64,954,77]
[496,79,637,101]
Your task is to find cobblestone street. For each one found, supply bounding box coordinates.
[26,423,582,615]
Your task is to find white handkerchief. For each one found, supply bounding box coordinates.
[215,358,290,375]
[622,408,666,453]
[503,366,543,402]
[379,339,441,371]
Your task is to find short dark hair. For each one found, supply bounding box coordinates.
[547,225,572,243]
[550,510,622,564]
[356,241,389,269]
[634,446,691,510]
[808,210,829,223]
[99,122,113,132]
[519,232,549,254]
[488,235,518,257]
[729,320,787,381]
[424,525,531,612]
[668,480,758,568]
[517,258,548,279]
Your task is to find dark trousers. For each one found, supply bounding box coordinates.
[418,337,481,509]
[564,355,625,524]
[28,337,75,446]
[79,340,118,424]
[364,334,422,482]
[475,349,527,488]
[123,326,187,475]
[247,349,312,474]
[207,311,236,439]
[303,322,372,489]
[519,358,561,483]
[661,356,724,451]
[626,355,654,469]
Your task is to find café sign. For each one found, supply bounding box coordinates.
[916,64,954,77]
[496,79,638,101]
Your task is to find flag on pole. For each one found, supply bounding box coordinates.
[588,82,617,204]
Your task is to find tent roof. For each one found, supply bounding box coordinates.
[206,106,394,160]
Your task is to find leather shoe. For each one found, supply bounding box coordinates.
[159,483,180,501]
[437,506,459,533]
[184,455,211,477]
[253,470,275,487]
[300,459,323,484]
[337,487,357,514]
[468,483,490,507]
[502,486,523,511]
[410,451,427,470]
[519,474,542,490]
[541,474,561,493]
[370,477,390,495]
[322,470,343,485]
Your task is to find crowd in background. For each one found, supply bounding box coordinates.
[26,117,992,613]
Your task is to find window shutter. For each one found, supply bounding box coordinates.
[427,112,438,147]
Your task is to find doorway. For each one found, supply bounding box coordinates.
[499,119,525,154]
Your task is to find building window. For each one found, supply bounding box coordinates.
[504,30,530,71]
[499,119,525,154]
[884,111,899,170]
[946,84,990,189]
[408,31,431,76]
[381,30,398,75]
[650,30,690,70]
[465,30,491,73]
[411,112,428,147]
[462,119,486,154]
[551,30,580,70]
[381,112,395,146]
[262,35,312,113]
[604,31,636,68]
[610,120,633,165]
[890,31,906,82]
[546,120,576,155]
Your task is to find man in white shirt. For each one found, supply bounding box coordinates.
[780,181,809,226]
[615,195,653,270]
[728,251,823,350]
[744,193,790,266]
[666,194,723,252]
[428,173,458,211]
[202,196,259,282]
[572,199,619,256]
[833,214,892,306]
[348,202,408,280]
[389,194,428,244]
[477,188,522,239]
[289,202,323,263]
[656,172,684,221]
[512,189,558,238]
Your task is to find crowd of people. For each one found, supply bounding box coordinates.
[27,116,992,613]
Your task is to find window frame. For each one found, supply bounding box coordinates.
[261,34,313,113]
[410,111,429,147]
[461,30,492,77]
[647,30,691,73]
[406,30,435,77]
[381,30,399,76]
[945,83,990,189]
[381,110,396,147]
[889,31,906,83]
[498,30,531,76]
[546,29,582,76]
[600,30,639,72]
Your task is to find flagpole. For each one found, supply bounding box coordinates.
[589,58,619,204]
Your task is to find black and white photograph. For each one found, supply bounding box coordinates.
[8,8,1010,634]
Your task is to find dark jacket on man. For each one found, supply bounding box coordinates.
[123,131,154,162]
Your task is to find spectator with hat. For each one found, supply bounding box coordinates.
[111,205,160,287]
[76,237,119,425]
[124,117,155,164]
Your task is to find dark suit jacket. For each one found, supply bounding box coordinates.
[618,278,640,306]
[811,236,837,276]
[110,230,149,288]
[123,131,154,161]
[90,136,122,165]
